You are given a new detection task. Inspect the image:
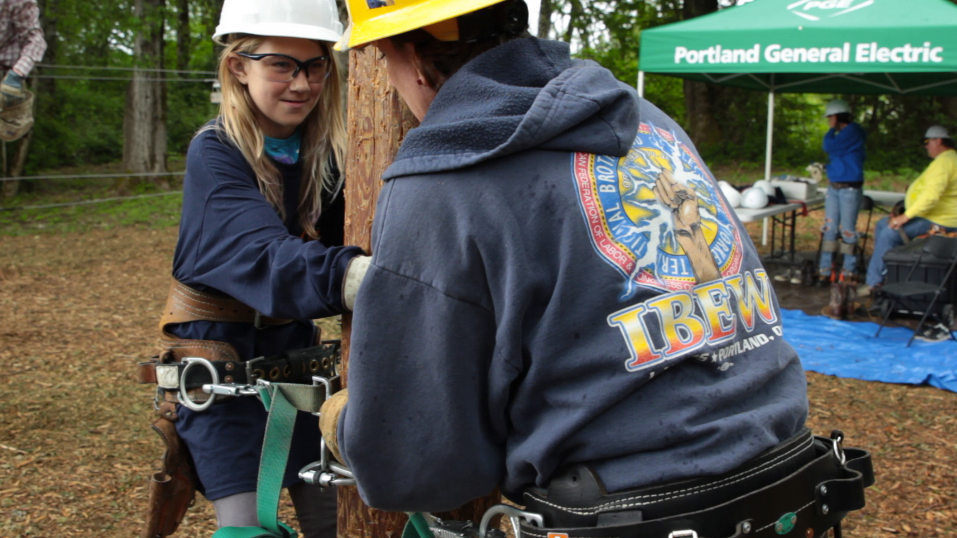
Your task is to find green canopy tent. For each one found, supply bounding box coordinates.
[638,0,957,180]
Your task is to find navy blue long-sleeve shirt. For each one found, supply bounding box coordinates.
[169,124,361,499]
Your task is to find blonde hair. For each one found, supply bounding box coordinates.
[206,35,347,240]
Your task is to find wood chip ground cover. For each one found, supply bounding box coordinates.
[1,226,954,537]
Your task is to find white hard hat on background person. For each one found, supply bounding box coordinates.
[924,125,952,140]
[213,0,344,44]
[824,99,850,117]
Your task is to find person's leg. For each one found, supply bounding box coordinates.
[865,217,936,286]
[898,217,935,238]
[819,187,839,278]
[288,481,338,538]
[213,491,260,528]
[838,188,863,276]
[865,216,897,287]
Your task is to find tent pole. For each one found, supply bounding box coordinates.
[637,71,645,98]
[761,89,776,247]
[765,90,774,181]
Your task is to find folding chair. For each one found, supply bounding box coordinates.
[874,235,957,346]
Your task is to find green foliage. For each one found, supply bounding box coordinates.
[548,0,957,176]
[23,0,220,176]
[0,192,183,235]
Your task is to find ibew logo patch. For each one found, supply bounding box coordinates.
[787,0,873,21]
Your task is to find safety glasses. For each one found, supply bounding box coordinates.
[237,52,330,83]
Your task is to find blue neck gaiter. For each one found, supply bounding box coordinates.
[264,128,302,165]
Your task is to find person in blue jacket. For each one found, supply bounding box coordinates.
[156,0,364,535]
[818,99,866,285]
[314,0,866,536]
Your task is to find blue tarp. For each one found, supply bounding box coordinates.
[782,309,957,393]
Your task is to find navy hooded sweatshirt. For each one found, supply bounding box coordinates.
[341,38,808,513]
[168,124,362,499]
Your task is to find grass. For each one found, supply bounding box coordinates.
[0,159,186,236]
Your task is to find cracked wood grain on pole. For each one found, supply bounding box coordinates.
[337,45,500,538]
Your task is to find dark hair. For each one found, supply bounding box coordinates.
[834,112,852,125]
[943,138,956,149]
[389,0,529,91]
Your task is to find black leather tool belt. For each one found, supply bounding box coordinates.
[519,430,873,538]
[153,341,341,412]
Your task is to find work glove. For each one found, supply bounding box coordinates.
[0,71,25,109]
[342,255,371,311]
[319,389,348,463]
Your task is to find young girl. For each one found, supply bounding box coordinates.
[152,0,364,536]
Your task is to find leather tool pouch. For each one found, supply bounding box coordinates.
[139,278,292,537]
[143,413,198,538]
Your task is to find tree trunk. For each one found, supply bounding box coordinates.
[537,0,552,39]
[681,0,722,149]
[37,0,57,99]
[337,46,500,538]
[176,0,190,72]
[122,0,168,193]
[205,0,225,63]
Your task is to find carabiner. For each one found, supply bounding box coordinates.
[478,505,543,538]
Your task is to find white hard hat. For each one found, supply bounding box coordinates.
[213,0,344,45]
[753,179,775,197]
[824,99,850,117]
[924,125,952,140]
[718,181,742,208]
[741,187,769,209]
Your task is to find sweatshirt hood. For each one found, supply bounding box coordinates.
[382,38,639,181]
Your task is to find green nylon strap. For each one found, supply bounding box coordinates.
[255,384,297,534]
[268,382,327,413]
[401,513,436,538]
[212,522,296,538]
[213,383,328,538]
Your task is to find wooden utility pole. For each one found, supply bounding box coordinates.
[338,47,500,537]
[122,0,169,193]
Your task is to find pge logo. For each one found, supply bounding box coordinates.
[787,0,873,21]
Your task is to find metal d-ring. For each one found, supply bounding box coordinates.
[830,431,846,466]
[178,357,220,412]
[478,505,543,538]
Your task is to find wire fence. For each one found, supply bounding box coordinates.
[0,171,186,182]
[0,62,215,214]
[0,190,183,212]
[37,63,216,75]
[33,74,215,83]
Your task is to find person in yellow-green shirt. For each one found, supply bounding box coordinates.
[862,125,957,292]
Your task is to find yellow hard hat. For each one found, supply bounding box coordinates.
[335,0,509,51]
